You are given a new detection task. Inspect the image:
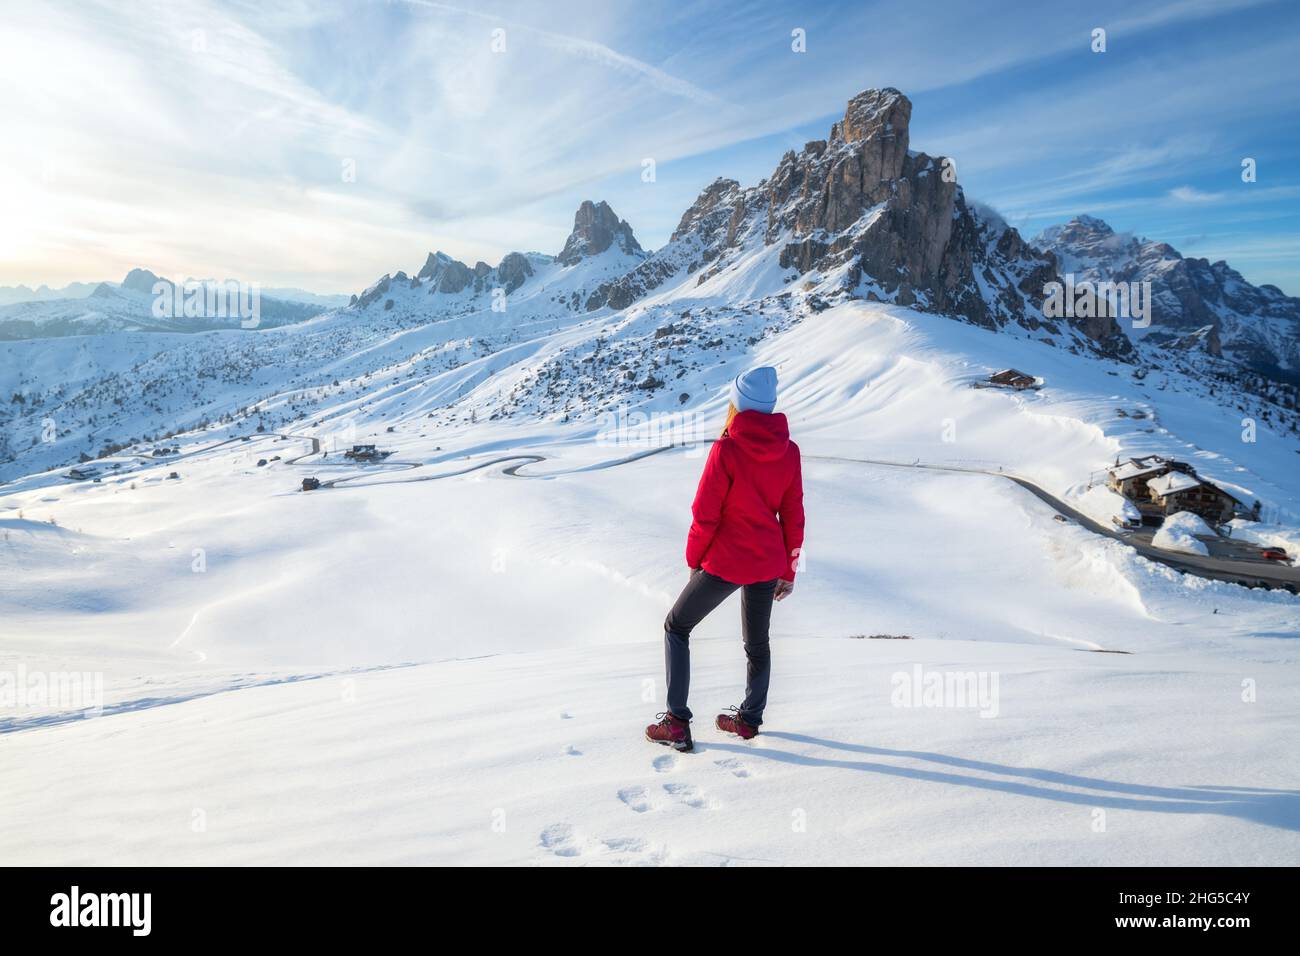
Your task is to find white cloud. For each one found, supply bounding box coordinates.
[2,0,1296,293]
[1169,186,1224,203]
[401,0,725,106]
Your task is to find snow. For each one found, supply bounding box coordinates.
[4,290,1300,865]
[1147,471,1205,497]
[1152,511,1216,556]
[1228,519,1299,564]
[1110,457,1165,482]
[5,635,1297,866]
[1072,484,1142,528]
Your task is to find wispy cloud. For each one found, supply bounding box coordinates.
[3,0,1299,293]
[400,0,725,106]
[1169,186,1225,203]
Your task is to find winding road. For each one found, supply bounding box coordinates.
[804,455,1300,593]
[103,429,1300,593]
[280,433,1300,592]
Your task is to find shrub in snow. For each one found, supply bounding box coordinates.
[1152,511,1215,556]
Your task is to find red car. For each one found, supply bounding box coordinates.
[1260,548,1289,562]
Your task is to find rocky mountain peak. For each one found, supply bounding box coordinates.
[1035,215,1121,249]
[832,86,911,149]
[121,268,164,294]
[1035,215,1300,376]
[557,200,643,265]
[669,178,743,247]
[416,251,474,294]
[1072,214,1113,233]
[596,86,1133,358]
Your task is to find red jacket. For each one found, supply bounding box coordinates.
[685,410,805,585]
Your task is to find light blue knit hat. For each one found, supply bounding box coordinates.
[729,366,778,414]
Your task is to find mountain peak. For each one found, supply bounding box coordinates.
[1073,214,1112,230]
[1063,214,1115,237]
[596,84,1122,354]
[833,87,911,145]
[416,251,474,293]
[1034,216,1300,373]
[1033,215,1120,250]
[557,200,643,265]
[121,268,164,294]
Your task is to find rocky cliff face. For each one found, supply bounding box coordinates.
[331,89,1295,383]
[599,88,1128,357]
[1035,216,1300,379]
[412,249,542,296]
[417,252,475,294]
[353,201,641,312]
[402,240,552,299]
[557,200,643,265]
[351,91,1138,361]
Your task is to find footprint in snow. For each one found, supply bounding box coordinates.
[714,757,753,778]
[562,744,582,756]
[663,782,718,810]
[618,786,654,813]
[604,837,669,866]
[652,754,676,773]
[539,824,668,864]
[539,823,587,857]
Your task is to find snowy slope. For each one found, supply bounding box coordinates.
[3,86,1299,866]
[5,635,1296,866]
[4,299,1299,865]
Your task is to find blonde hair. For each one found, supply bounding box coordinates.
[721,401,738,438]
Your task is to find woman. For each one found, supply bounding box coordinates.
[646,366,804,753]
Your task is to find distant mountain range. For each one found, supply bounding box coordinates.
[0,276,350,310]
[2,87,1296,481]
[0,281,105,306]
[1035,215,1300,383]
[0,270,338,340]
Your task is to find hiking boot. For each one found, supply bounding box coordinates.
[715,706,759,740]
[645,712,694,752]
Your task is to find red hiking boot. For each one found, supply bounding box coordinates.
[645,712,694,752]
[715,707,759,740]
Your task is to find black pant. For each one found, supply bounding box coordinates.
[664,569,777,725]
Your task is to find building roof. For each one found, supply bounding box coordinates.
[1110,457,1168,481]
[1146,471,1239,500]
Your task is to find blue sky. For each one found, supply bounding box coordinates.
[4,0,1299,294]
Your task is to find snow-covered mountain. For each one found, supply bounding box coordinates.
[0,280,104,306]
[4,88,1299,484]
[0,269,325,341]
[4,87,1300,867]
[259,288,351,310]
[595,89,1129,358]
[1035,215,1300,382]
[557,199,644,265]
[0,277,347,311]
